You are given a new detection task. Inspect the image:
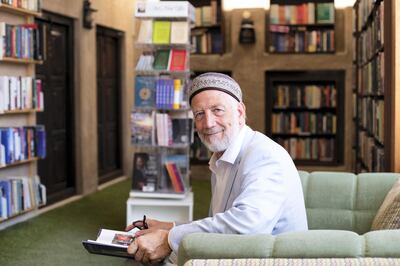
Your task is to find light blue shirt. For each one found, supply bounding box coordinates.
[168,125,308,253]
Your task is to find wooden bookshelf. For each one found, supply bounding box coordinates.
[265,70,345,166]
[0,0,47,227]
[189,0,224,54]
[352,0,400,172]
[268,0,335,54]
[0,3,41,17]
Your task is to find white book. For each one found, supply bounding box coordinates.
[170,21,189,44]
[137,19,153,44]
[0,22,5,59]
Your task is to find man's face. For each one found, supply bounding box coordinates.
[191,90,245,153]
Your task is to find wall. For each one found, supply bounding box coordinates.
[190,8,354,174]
[42,0,136,195]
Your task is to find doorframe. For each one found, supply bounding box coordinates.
[36,10,76,203]
[96,25,124,184]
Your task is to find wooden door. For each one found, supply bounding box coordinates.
[35,12,75,203]
[96,26,123,183]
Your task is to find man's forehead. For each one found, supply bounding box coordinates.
[191,90,228,108]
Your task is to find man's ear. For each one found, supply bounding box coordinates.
[238,102,246,125]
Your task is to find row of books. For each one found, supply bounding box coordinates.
[191,27,223,54]
[135,76,187,110]
[275,137,334,161]
[132,152,188,193]
[357,6,384,64]
[0,126,46,166]
[0,175,46,220]
[269,27,334,53]
[131,110,192,147]
[358,98,384,144]
[135,49,188,72]
[0,76,43,113]
[0,22,44,60]
[358,131,385,172]
[358,52,384,96]
[273,84,337,108]
[0,0,42,12]
[137,20,189,45]
[356,0,383,32]
[272,112,337,135]
[269,2,334,25]
[194,1,219,27]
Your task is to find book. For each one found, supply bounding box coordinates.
[170,21,189,44]
[316,3,334,24]
[169,49,187,71]
[82,228,139,259]
[153,50,170,70]
[131,111,155,145]
[134,76,156,108]
[132,152,160,192]
[137,19,153,44]
[152,20,171,44]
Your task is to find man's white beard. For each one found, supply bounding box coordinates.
[198,117,241,153]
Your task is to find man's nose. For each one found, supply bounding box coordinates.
[203,111,216,128]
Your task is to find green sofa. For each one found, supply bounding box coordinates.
[178,171,400,266]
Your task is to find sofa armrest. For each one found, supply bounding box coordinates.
[178,230,400,266]
[178,233,274,265]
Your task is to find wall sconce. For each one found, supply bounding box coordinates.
[239,11,256,44]
[83,0,97,29]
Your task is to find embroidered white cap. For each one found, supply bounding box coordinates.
[189,72,242,104]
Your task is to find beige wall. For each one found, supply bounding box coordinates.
[191,8,354,173]
[42,0,136,195]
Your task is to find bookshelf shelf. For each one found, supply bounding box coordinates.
[268,0,336,54]
[0,3,41,17]
[0,158,40,169]
[0,109,43,115]
[0,57,43,64]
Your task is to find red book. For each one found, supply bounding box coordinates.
[168,49,187,71]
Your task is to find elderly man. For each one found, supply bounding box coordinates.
[126,72,308,264]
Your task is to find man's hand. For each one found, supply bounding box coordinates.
[127,229,172,264]
[125,218,173,232]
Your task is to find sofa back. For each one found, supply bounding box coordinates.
[299,171,400,234]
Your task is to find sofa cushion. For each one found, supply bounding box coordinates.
[305,172,357,231]
[364,230,400,257]
[371,178,400,230]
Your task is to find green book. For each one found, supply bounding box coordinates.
[153,50,170,70]
[316,3,334,24]
[152,21,171,44]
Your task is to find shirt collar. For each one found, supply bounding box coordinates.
[209,125,249,171]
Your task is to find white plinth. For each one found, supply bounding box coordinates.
[126,192,193,226]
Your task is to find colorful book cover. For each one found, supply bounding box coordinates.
[134,76,156,108]
[169,49,186,71]
[132,152,159,192]
[131,111,155,145]
[316,3,334,24]
[152,20,171,44]
[153,50,170,70]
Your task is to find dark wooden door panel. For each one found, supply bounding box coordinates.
[36,12,75,203]
[97,26,122,183]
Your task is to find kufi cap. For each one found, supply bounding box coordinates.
[189,72,242,104]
